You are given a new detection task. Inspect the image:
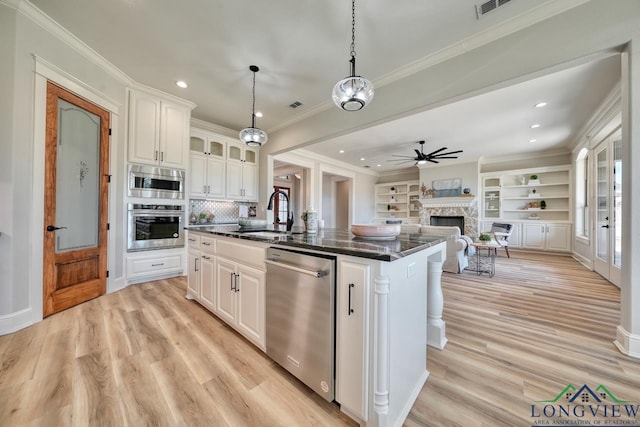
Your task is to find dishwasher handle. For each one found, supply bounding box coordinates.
[265,259,326,278]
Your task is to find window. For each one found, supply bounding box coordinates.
[575,148,589,239]
[273,186,290,224]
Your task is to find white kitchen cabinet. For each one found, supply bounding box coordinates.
[215,257,265,349]
[186,250,200,299]
[189,153,225,199]
[189,130,226,158]
[226,142,258,201]
[522,223,571,251]
[126,248,185,285]
[128,88,192,168]
[336,260,370,421]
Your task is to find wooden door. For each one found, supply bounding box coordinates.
[43,82,110,317]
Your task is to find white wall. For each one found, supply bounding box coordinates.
[321,173,335,227]
[1,3,128,330]
[419,161,478,196]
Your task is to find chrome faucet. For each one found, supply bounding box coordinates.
[267,190,294,231]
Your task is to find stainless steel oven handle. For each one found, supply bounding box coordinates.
[265,259,324,278]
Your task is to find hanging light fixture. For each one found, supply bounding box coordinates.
[332,0,374,111]
[239,65,268,147]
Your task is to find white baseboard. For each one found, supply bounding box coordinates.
[107,277,126,294]
[572,252,593,270]
[614,325,640,359]
[0,308,36,336]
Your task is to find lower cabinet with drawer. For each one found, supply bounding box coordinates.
[126,248,185,284]
[186,232,267,351]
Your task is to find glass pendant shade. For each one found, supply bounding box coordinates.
[239,125,268,147]
[332,75,374,111]
[332,0,373,111]
[240,65,267,147]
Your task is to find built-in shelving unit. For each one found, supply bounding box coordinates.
[374,181,420,223]
[481,166,572,222]
[479,165,573,252]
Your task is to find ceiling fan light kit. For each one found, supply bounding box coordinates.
[389,140,463,166]
[332,0,374,111]
[239,65,268,147]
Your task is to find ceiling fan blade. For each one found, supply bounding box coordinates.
[429,156,459,160]
[425,147,448,157]
[433,150,463,156]
[414,149,423,157]
[391,154,417,158]
[428,159,439,163]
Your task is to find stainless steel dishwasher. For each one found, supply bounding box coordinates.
[265,247,336,402]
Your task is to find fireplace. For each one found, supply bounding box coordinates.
[430,215,465,235]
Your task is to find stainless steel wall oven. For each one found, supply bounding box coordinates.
[127,204,184,251]
[128,164,184,199]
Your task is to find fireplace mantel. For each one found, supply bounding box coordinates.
[419,197,477,208]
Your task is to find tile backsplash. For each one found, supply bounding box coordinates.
[189,199,256,225]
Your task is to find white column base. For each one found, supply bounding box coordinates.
[427,319,448,350]
[614,325,640,358]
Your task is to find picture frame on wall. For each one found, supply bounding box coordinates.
[432,178,462,197]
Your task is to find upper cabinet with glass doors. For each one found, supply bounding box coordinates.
[190,130,226,159]
[227,144,258,165]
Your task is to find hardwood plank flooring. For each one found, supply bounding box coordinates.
[0,251,637,426]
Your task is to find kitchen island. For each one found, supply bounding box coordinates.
[185,226,447,427]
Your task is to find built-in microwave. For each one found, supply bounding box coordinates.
[128,164,185,199]
[127,204,185,251]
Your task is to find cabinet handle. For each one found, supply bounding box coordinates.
[154,150,158,161]
[203,185,207,194]
[230,272,236,291]
[202,241,211,246]
[207,185,211,193]
[188,238,196,242]
[194,258,199,272]
[348,283,355,316]
[151,263,164,267]
[235,273,240,293]
[160,151,164,162]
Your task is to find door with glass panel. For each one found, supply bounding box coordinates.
[43,82,110,316]
[593,130,622,286]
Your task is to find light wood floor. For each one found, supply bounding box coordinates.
[1,252,638,426]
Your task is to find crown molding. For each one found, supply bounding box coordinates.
[268,0,591,134]
[4,0,133,85]
[190,118,238,139]
[128,82,196,110]
[289,148,379,177]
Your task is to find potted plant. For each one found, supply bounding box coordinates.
[478,233,492,242]
[199,212,208,224]
[530,174,538,180]
[389,186,396,194]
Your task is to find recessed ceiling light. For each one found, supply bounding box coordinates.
[376,164,381,167]
[176,81,188,88]
[360,157,365,161]
[534,102,547,108]
[530,124,540,129]
[529,139,537,143]
[339,150,345,154]
[255,111,263,118]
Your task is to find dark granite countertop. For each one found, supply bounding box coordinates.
[185,225,446,262]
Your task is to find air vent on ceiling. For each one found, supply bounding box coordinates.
[289,101,303,109]
[476,0,511,18]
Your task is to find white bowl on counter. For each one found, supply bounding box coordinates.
[351,224,401,239]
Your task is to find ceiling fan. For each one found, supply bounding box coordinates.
[389,140,463,165]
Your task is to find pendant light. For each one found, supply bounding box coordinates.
[239,65,268,147]
[332,0,374,111]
